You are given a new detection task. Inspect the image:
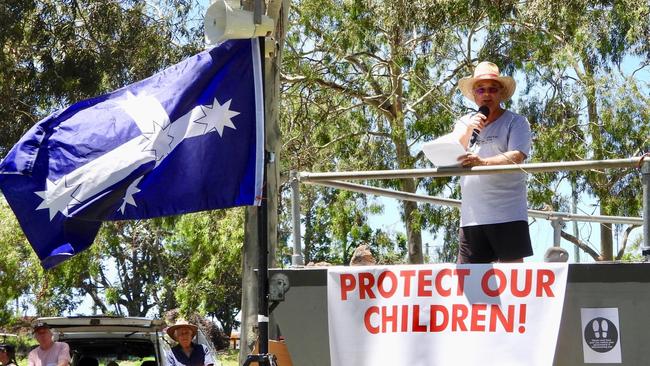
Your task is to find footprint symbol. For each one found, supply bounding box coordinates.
[601,320,608,338]
[592,319,600,338]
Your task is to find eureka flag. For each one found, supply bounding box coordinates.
[0,39,264,269]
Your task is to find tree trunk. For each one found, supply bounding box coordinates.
[392,120,422,264]
[579,56,613,260]
[388,28,423,264]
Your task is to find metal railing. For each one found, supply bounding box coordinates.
[290,157,649,264]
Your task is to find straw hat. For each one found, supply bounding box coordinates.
[458,61,516,103]
[166,319,198,341]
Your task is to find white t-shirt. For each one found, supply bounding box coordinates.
[28,342,70,366]
[456,110,531,226]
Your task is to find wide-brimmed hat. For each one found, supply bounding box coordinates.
[458,61,516,103]
[166,319,198,341]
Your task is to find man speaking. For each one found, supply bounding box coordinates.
[451,61,533,263]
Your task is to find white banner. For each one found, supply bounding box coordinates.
[327,263,568,366]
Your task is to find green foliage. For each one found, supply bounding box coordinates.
[282,0,649,263]
[170,209,244,336]
[0,196,92,316]
[0,0,204,155]
[0,197,33,318]
[91,219,176,316]
[296,185,407,265]
[0,0,247,331]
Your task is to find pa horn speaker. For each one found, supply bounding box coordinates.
[204,0,274,46]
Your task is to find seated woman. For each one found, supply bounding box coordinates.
[165,320,215,366]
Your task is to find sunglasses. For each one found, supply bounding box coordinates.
[474,87,501,95]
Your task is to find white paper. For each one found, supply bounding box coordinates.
[422,133,467,167]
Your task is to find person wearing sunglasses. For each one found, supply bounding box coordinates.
[451,61,533,263]
[0,344,18,366]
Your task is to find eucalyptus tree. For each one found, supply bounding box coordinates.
[504,0,650,260]
[171,209,245,337]
[282,1,528,263]
[0,197,97,317]
[0,0,204,155]
[282,0,649,263]
[81,219,177,317]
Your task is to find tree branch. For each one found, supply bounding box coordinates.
[282,72,394,118]
[615,225,640,260]
[560,230,601,261]
[79,280,109,314]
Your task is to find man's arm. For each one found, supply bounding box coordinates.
[459,150,526,167]
[56,342,71,366]
[28,349,36,366]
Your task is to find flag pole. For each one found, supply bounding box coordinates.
[244,28,274,366]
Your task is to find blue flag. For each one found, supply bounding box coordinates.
[0,39,264,269]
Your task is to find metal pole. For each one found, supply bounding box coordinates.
[290,171,304,266]
[551,218,562,247]
[299,157,642,182]
[253,0,262,24]
[243,35,274,366]
[642,160,650,260]
[571,179,580,263]
[309,179,644,225]
[250,34,271,366]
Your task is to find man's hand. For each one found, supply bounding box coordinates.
[458,152,485,167]
[466,112,487,134]
[458,150,526,167]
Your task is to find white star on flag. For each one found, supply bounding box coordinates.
[191,99,239,136]
[35,179,81,220]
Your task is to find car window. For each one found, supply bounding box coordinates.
[64,336,160,366]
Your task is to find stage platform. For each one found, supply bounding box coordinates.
[270,263,650,366]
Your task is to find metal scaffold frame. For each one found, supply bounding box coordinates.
[289,156,650,265]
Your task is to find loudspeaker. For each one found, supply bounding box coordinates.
[204,0,274,46]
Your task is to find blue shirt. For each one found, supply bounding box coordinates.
[166,343,215,366]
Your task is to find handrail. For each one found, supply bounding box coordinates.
[307,179,643,225]
[298,157,642,182]
[290,156,650,264]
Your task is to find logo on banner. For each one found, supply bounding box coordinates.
[584,317,618,353]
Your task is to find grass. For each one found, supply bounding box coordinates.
[217,349,239,366]
[14,350,240,366]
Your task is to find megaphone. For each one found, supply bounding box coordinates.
[204,0,275,46]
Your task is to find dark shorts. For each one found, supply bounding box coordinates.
[457,221,533,263]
